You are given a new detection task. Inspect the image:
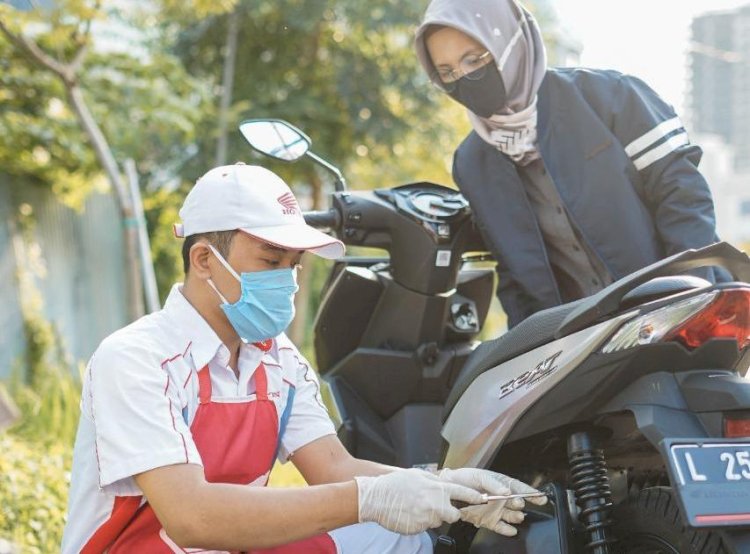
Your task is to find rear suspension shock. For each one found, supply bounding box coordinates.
[567,432,615,553]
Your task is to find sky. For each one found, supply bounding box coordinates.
[551,0,750,121]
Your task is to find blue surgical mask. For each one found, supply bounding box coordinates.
[206,245,299,343]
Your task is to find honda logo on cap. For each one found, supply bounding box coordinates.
[277,192,299,215]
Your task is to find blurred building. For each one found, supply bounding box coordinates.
[533,0,582,67]
[692,134,750,245]
[546,23,582,67]
[688,6,750,246]
[688,5,750,171]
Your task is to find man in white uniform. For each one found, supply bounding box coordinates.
[62,163,545,553]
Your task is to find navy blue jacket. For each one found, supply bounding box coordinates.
[453,68,726,328]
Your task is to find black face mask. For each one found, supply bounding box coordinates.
[447,64,507,118]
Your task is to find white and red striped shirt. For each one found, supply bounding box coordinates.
[61,284,335,553]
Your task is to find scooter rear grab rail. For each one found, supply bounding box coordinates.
[554,242,750,339]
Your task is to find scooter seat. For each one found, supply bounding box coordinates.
[620,275,711,308]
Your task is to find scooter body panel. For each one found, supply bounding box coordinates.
[442,314,633,468]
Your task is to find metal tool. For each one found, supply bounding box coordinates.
[452,491,547,509]
[483,492,548,502]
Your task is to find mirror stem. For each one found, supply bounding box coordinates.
[305,151,347,191]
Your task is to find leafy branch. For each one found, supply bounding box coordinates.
[0,6,144,319]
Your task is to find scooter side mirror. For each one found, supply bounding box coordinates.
[239,119,311,162]
[239,118,348,191]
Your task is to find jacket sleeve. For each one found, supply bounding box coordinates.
[607,73,728,281]
[494,266,537,328]
[452,156,536,327]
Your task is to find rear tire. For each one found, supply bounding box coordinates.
[612,487,727,554]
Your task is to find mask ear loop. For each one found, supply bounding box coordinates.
[206,278,230,304]
[207,244,241,281]
[205,243,239,304]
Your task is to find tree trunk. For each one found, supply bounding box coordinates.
[215,10,239,167]
[125,159,160,313]
[66,83,144,320]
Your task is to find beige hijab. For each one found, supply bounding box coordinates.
[415,0,547,165]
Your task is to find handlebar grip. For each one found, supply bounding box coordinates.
[303,209,339,229]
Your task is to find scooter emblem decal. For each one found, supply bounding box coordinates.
[499,350,563,399]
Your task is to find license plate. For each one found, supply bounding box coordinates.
[662,439,750,527]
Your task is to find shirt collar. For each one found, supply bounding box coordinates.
[162,284,279,370]
[163,284,223,370]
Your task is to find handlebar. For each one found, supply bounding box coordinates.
[303,209,340,229]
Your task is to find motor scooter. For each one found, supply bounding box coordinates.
[241,118,750,553]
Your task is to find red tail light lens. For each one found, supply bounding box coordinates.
[665,289,750,351]
[724,412,750,438]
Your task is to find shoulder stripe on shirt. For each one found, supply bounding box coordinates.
[632,132,689,171]
[160,343,193,464]
[625,116,684,158]
[279,345,328,412]
[88,358,105,487]
[163,374,189,463]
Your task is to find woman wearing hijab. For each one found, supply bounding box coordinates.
[415,0,727,328]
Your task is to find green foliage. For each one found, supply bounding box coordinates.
[0,354,80,551]
[82,47,214,187]
[0,2,212,208]
[0,434,72,554]
[294,254,335,358]
[0,315,80,552]
[159,0,238,21]
[7,361,82,449]
[167,0,458,186]
[0,33,99,207]
[0,287,81,551]
[143,186,185,302]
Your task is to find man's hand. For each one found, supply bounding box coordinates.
[437,468,547,536]
[355,468,484,535]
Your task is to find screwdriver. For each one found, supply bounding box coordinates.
[452,491,547,509]
[484,492,547,502]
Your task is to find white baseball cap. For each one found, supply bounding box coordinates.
[175,163,344,259]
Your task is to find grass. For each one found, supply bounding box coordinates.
[268,461,308,488]
[0,434,72,553]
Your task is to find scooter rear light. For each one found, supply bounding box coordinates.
[724,412,750,438]
[664,289,750,351]
[602,289,750,354]
[601,291,718,353]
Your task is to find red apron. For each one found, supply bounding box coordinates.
[81,343,337,554]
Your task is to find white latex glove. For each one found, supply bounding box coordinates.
[355,468,485,535]
[438,468,547,536]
